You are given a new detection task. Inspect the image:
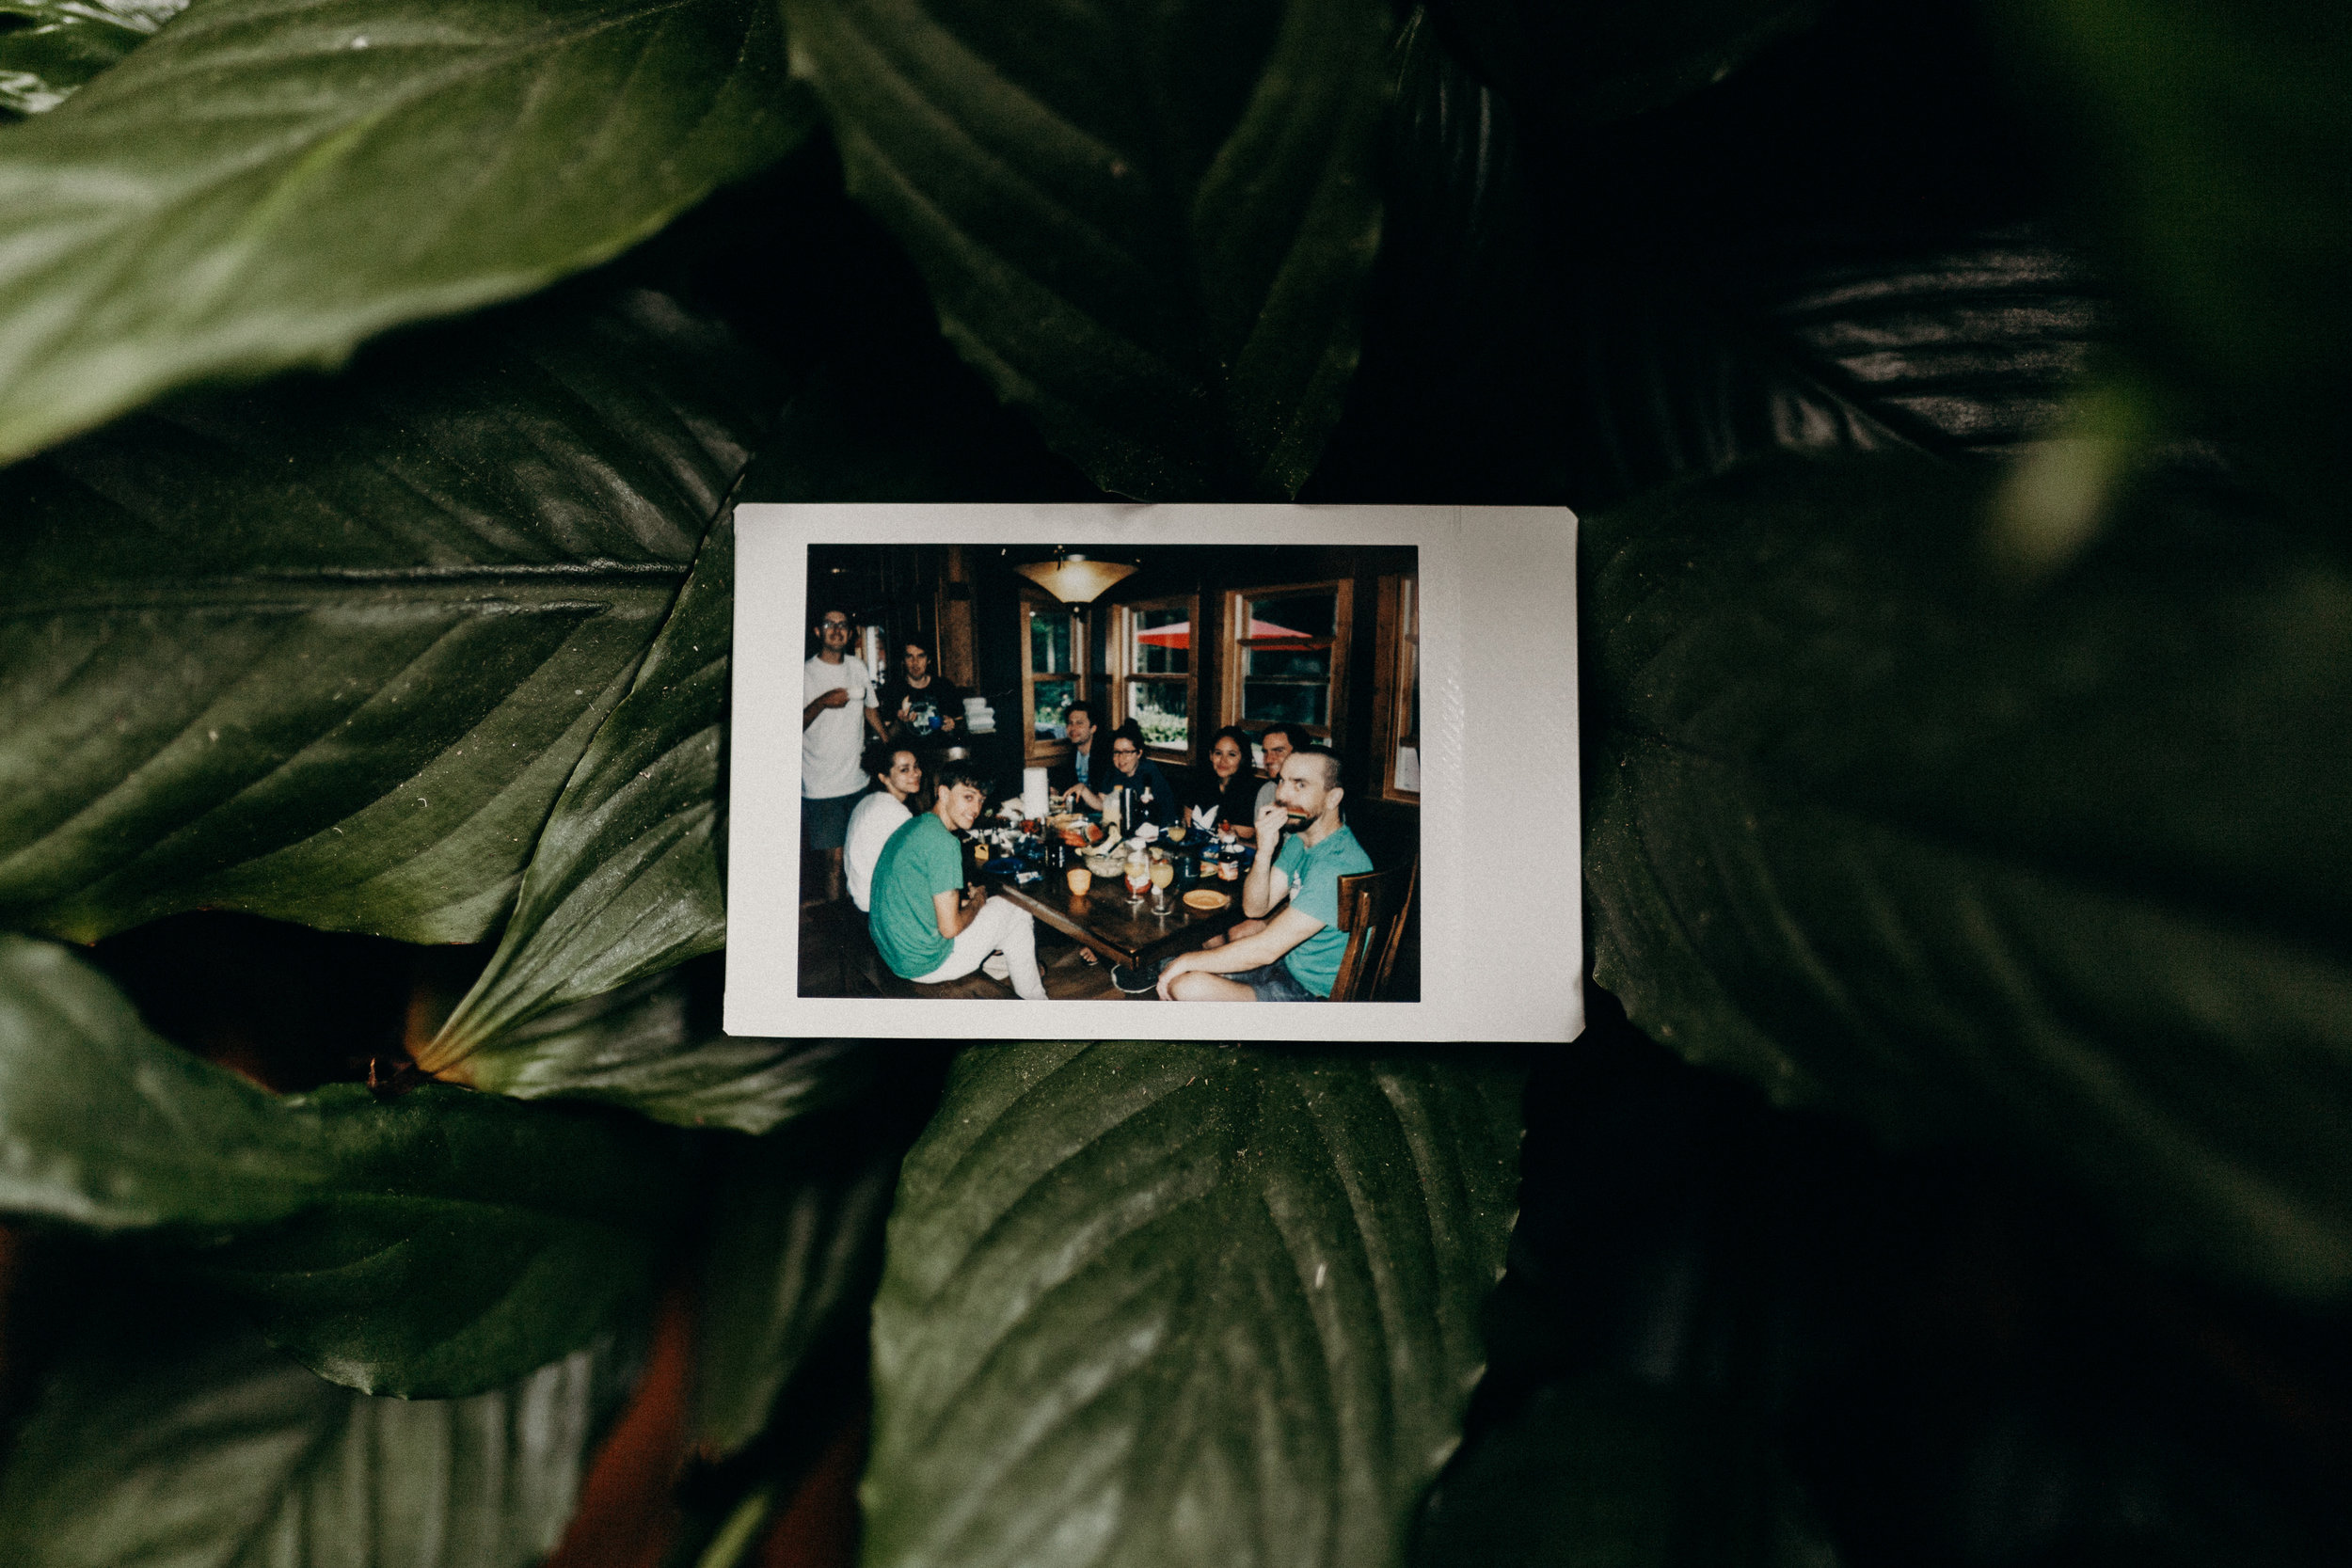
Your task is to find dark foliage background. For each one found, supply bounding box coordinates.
[0,0,2344,1564]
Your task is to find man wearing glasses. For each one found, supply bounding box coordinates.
[1250,724,1305,821]
[803,607,889,903]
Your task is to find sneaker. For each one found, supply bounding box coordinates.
[1108,958,1164,995]
[981,951,1012,982]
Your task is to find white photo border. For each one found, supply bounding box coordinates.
[723,503,1581,1043]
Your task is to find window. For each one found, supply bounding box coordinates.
[1371,572,1421,802]
[1117,595,1199,762]
[1021,593,1086,762]
[1223,579,1351,743]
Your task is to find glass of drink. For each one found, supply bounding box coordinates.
[1066,867,1092,896]
[1123,853,1151,905]
[1148,856,1176,912]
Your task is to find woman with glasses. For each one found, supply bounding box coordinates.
[1098,720,1176,830]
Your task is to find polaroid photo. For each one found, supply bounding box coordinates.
[724,504,1580,1043]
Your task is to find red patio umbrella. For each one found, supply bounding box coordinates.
[1134,617,1310,648]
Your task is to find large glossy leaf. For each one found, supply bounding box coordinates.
[0,286,780,944]
[1430,0,1827,122]
[692,1118,898,1456]
[862,1042,1525,1568]
[0,1292,632,1568]
[0,0,179,115]
[1307,7,1574,504]
[427,512,734,1061]
[0,0,809,467]
[437,958,881,1135]
[784,0,1392,499]
[1582,452,2352,1300]
[1567,228,2112,508]
[0,933,690,1394]
[1994,0,2351,513]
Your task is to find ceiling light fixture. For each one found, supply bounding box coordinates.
[1012,550,1137,604]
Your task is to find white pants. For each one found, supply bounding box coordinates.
[911,898,1047,1000]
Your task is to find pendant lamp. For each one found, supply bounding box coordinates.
[1012,551,1137,604]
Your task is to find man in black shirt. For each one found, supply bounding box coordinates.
[879,641,965,739]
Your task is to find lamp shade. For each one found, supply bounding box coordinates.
[1013,553,1137,603]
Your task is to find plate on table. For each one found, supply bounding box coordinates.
[1181,888,1229,911]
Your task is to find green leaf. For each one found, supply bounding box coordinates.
[0,1291,634,1568]
[784,0,1393,499]
[438,958,882,1136]
[0,933,689,1394]
[0,286,781,944]
[1434,0,1828,121]
[0,0,810,466]
[0,1,179,116]
[1992,0,2352,514]
[692,1118,898,1456]
[1327,7,1573,504]
[1582,452,2352,1300]
[862,1042,1525,1568]
[427,512,735,1061]
[1567,228,2111,508]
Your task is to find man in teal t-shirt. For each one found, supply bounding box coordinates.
[1154,746,1375,1001]
[866,761,1047,1000]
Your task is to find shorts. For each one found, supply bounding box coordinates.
[1223,958,1322,1002]
[802,790,862,851]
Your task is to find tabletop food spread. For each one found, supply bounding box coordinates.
[963,791,1261,970]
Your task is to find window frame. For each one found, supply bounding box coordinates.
[1369,571,1421,804]
[1019,589,1089,764]
[1113,593,1201,767]
[1220,578,1352,745]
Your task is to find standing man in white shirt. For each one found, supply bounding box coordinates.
[803,606,888,903]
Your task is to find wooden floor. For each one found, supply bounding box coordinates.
[799,897,1141,1001]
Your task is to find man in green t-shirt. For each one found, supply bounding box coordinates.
[1155,746,1374,1001]
[866,761,1048,1000]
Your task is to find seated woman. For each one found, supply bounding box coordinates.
[1179,725,1263,840]
[843,741,922,911]
[1091,720,1176,829]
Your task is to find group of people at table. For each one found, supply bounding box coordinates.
[803,609,1374,1002]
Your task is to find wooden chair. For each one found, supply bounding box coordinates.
[1328,859,1417,1003]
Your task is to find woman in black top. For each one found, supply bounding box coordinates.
[1100,720,1177,828]
[1180,725,1263,840]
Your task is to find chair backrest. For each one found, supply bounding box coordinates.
[1329,860,1416,1003]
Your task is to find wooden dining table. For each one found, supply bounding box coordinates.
[981,864,1248,971]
